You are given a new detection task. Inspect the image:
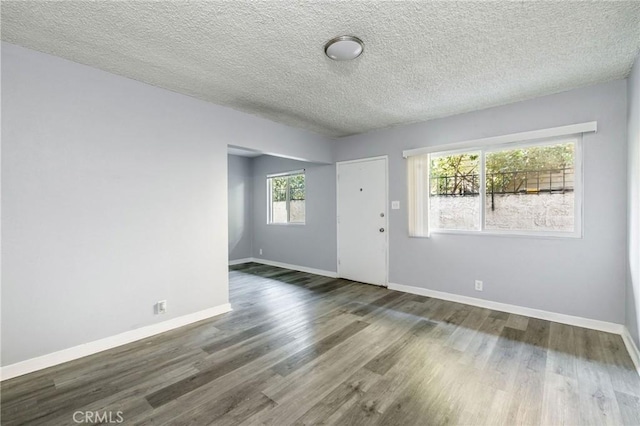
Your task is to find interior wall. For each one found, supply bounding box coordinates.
[627,54,640,347]
[1,43,333,366]
[251,156,337,273]
[334,79,628,324]
[228,154,253,261]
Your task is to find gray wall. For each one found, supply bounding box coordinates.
[251,156,337,273]
[334,80,628,324]
[627,54,640,347]
[228,155,254,261]
[1,43,333,366]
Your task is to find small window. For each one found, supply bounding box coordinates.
[409,137,581,237]
[267,170,305,224]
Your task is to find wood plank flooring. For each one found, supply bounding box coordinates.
[2,262,639,425]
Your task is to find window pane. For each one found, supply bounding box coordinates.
[270,176,288,223]
[485,142,575,232]
[288,174,305,223]
[267,173,305,224]
[429,151,480,230]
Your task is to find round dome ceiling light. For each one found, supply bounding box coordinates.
[324,36,364,61]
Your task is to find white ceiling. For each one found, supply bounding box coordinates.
[2,1,639,138]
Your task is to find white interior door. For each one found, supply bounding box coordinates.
[337,157,388,286]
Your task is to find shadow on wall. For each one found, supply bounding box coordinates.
[229,182,246,252]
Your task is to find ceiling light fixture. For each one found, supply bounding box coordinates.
[324,36,364,61]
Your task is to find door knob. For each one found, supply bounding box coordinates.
[379,228,385,232]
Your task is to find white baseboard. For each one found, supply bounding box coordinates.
[229,257,253,266]
[622,327,640,376]
[0,303,232,381]
[388,282,624,335]
[230,257,337,279]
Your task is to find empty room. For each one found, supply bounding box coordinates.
[1,1,640,425]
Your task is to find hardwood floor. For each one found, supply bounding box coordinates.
[2,262,639,425]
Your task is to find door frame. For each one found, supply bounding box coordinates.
[336,155,389,286]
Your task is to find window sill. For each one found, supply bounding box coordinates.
[267,222,306,226]
[414,229,582,240]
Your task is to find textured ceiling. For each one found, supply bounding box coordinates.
[2,1,639,138]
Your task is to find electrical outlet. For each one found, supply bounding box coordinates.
[156,300,167,314]
[475,280,483,291]
[259,248,263,255]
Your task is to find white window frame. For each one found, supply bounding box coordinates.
[404,122,595,239]
[266,169,305,225]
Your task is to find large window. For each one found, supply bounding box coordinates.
[267,170,305,224]
[408,137,581,237]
